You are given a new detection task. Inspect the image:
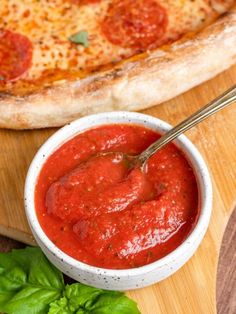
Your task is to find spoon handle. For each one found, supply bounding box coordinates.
[138,84,236,165]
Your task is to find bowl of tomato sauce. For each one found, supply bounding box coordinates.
[25,111,212,290]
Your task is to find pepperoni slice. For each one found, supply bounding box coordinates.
[0,29,33,81]
[101,0,168,50]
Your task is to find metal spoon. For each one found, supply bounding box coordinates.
[135,84,236,170]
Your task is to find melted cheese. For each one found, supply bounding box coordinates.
[0,0,233,81]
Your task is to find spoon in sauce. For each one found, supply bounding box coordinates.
[131,84,236,171]
[46,85,236,221]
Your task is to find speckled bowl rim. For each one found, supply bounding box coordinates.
[25,111,212,277]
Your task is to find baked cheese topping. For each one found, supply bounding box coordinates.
[0,0,233,85]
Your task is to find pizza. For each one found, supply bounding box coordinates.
[0,0,235,129]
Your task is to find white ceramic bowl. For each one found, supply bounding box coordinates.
[25,111,212,291]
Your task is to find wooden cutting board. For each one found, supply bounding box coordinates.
[0,65,236,314]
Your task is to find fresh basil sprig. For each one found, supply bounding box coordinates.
[0,247,64,314]
[48,283,140,314]
[0,247,141,314]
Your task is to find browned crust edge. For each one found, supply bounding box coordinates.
[0,6,236,129]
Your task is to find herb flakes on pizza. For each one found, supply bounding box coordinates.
[0,0,235,129]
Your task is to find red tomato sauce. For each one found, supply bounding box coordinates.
[35,124,199,269]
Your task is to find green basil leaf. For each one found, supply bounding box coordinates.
[84,293,141,314]
[0,247,64,314]
[68,31,89,47]
[47,296,73,314]
[48,283,140,314]
[10,247,64,290]
[65,283,103,309]
[3,286,63,314]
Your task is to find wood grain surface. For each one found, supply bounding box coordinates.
[217,206,236,314]
[0,64,236,313]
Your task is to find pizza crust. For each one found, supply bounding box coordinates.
[0,5,236,129]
